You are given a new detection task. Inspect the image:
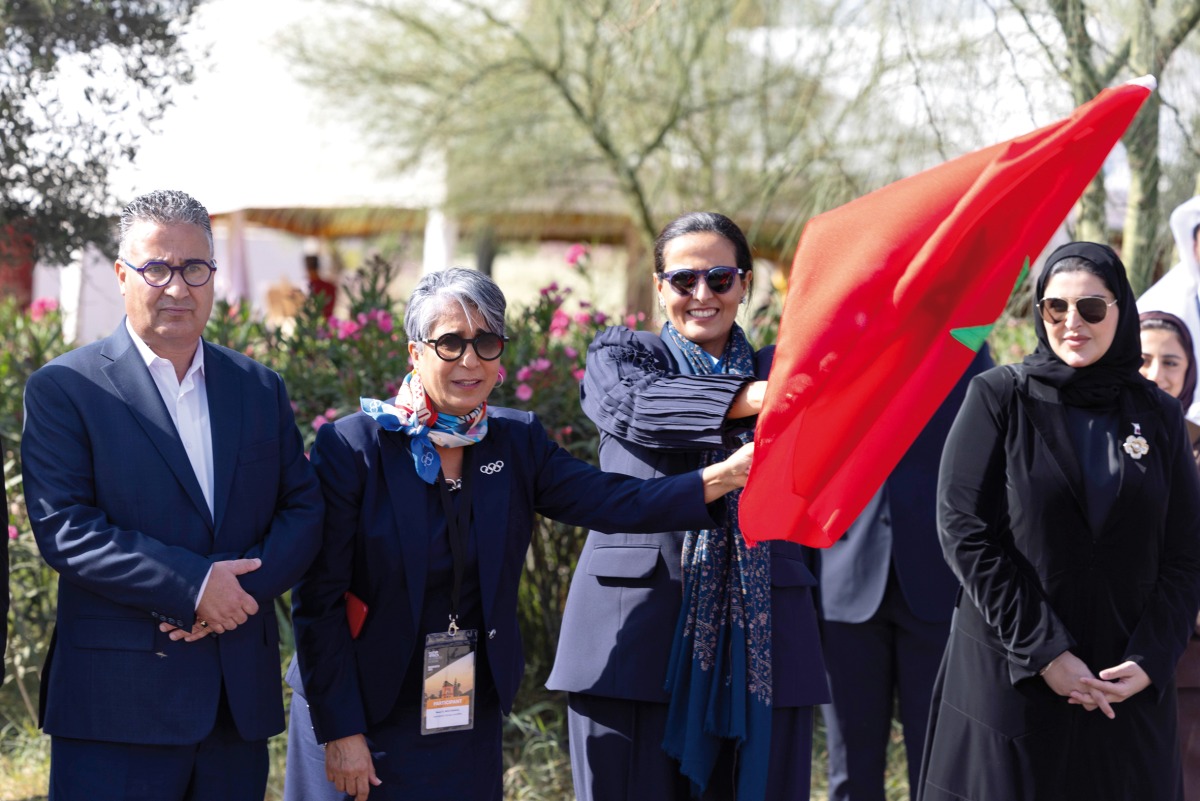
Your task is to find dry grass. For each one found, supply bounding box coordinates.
[0,733,48,801]
[0,706,916,801]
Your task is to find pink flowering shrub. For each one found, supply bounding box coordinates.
[489,246,657,462]
[28,297,58,322]
[480,248,662,684]
[206,256,408,450]
[490,279,608,460]
[565,243,588,267]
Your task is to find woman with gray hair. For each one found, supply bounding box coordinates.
[283,267,755,801]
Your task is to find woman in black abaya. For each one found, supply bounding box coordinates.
[917,242,1200,801]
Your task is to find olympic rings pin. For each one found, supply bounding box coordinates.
[480,461,505,475]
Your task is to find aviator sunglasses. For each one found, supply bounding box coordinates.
[656,266,746,296]
[1036,295,1119,325]
[421,331,509,361]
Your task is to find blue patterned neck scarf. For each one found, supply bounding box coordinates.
[660,322,773,801]
[361,370,488,484]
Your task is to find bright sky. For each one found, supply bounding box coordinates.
[104,0,1192,218]
[110,0,438,214]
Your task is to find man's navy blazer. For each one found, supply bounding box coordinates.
[816,346,993,624]
[22,321,323,744]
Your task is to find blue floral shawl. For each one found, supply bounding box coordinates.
[660,322,773,801]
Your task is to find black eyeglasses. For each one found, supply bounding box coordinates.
[421,331,509,361]
[1037,296,1118,325]
[121,258,217,288]
[656,266,746,296]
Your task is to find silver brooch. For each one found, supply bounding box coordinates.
[1122,422,1149,460]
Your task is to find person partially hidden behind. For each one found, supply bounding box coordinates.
[21,189,324,801]
[305,254,336,320]
[816,345,991,801]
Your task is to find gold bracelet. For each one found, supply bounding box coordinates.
[1039,656,1059,676]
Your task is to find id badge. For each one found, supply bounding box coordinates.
[421,629,477,735]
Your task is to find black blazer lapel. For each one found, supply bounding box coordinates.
[1112,411,1152,523]
[1019,380,1087,516]
[380,430,430,633]
[205,344,239,534]
[100,327,213,528]
[470,434,511,624]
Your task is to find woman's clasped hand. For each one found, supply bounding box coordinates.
[1040,650,1151,719]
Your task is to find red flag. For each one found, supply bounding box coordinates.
[739,78,1153,547]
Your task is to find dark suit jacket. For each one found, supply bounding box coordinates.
[817,347,992,624]
[920,364,1200,801]
[21,321,323,744]
[290,406,718,745]
[545,327,830,708]
[2,481,7,678]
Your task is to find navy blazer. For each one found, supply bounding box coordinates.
[22,322,323,744]
[289,406,718,745]
[546,326,830,708]
[817,346,993,624]
[1,481,7,678]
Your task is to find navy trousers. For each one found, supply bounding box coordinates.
[820,570,950,801]
[49,690,267,801]
[567,692,813,801]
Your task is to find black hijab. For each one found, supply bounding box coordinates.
[1139,310,1198,411]
[1023,241,1157,410]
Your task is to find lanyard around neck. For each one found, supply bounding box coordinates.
[436,445,475,632]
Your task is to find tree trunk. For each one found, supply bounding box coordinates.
[1121,92,1161,296]
[474,225,497,277]
[623,225,655,317]
[1122,2,1164,296]
[1055,0,1108,246]
[1075,173,1109,245]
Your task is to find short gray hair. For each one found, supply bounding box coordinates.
[404,267,507,346]
[118,190,213,260]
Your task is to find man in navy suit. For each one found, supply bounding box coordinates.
[21,189,323,801]
[816,346,991,801]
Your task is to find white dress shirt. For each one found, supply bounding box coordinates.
[125,320,215,608]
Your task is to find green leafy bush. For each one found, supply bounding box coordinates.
[0,298,69,743]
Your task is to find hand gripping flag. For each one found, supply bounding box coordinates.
[739,77,1154,547]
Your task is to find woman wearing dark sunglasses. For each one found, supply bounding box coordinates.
[917,243,1200,801]
[282,267,756,801]
[548,212,829,801]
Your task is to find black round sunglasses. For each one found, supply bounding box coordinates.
[656,266,746,296]
[421,331,509,361]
